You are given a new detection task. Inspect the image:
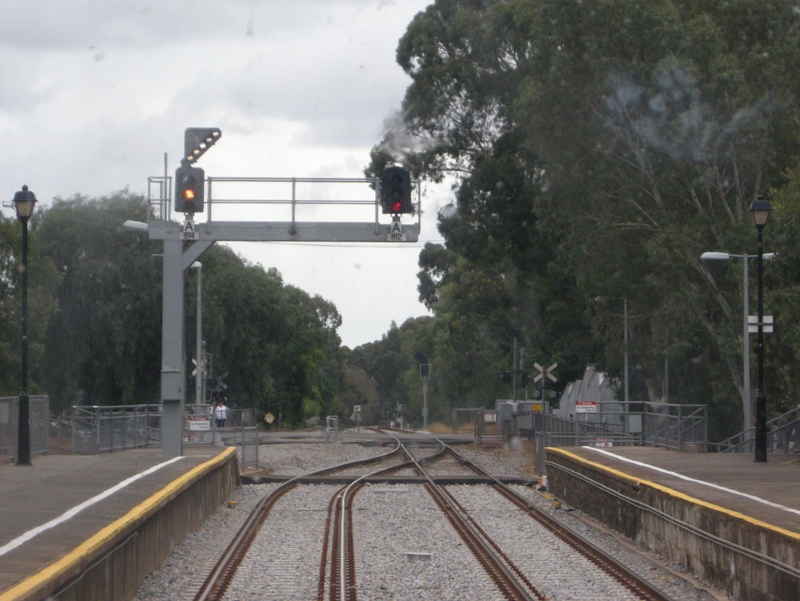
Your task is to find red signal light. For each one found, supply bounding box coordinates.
[380,166,412,214]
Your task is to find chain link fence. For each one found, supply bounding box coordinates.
[69,403,259,468]
[0,396,50,459]
[233,426,259,469]
[72,405,161,454]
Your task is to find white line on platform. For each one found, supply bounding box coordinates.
[0,456,184,557]
[584,447,800,518]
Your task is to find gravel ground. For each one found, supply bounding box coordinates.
[134,483,279,601]
[353,483,504,601]
[255,441,392,476]
[453,439,728,601]
[134,439,730,601]
[222,484,337,601]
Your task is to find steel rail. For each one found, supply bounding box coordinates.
[444,445,678,601]
[334,432,412,601]
[192,436,403,601]
[326,431,459,600]
[398,442,539,601]
[439,486,545,599]
[318,484,345,601]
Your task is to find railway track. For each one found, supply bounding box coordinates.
[189,430,680,601]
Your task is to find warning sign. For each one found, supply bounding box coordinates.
[188,416,210,431]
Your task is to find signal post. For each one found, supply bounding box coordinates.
[148,128,420,455]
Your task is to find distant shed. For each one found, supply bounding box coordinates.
[556,365,623,425]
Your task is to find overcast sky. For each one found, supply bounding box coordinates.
[0,0,451,348]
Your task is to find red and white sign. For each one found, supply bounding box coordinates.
[575,401,597,414]
[484,411,497,423]
[188,416,210,431]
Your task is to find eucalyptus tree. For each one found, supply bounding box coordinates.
[370,0,800,437]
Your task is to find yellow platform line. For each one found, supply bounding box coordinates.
[546,447,800,541]
[0,447,238,601]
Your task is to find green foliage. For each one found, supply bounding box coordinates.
[363,0,800,439]
[37,191,165,411]
[4,190,347,425]
[0,213,59,396]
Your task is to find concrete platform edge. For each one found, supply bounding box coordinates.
[0,447,240,601]
[546,447,800,601]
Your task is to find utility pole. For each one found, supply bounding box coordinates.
[192,262,203,404]
[420,363,430,430]
[512,338,517,402]
[624,298,629,433]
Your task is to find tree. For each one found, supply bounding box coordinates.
[369,0,800,439]
[0,214,59,397]
[33,190,347,425]
[38,191,163,411]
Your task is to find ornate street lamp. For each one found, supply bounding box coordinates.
[12,185,37,466]
[749,195,772,463]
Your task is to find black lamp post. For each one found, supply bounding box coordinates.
[13,185,36,466]
[749,194,772,463]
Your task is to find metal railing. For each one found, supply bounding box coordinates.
[235,426,260,469]
[534,430,636,473]
[72,405,161,454]
[714,405,800,453]
[184,404,256,444]
[71,404,258,453]
[452,407,494,442]
[50,413,74,454]
[0,396,50,459]
[642,402,708,451]
[532,402,708,472]
[147,175,423,232]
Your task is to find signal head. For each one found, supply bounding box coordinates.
[379,166,412,215]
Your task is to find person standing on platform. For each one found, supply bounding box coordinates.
[215,398,228,429]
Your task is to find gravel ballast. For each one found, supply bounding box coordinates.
[134,439,729,601]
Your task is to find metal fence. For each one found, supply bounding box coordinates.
[71,404,257,454]
[641,402,708,451]
[0,396,50,459]
[531,401,708,472]
[184,404,256,445]
[50,413,74,454]
[532,412,637,472]
[234,426,260,469]
[714,405,800,454]
[72,405,161,454]
[451,407,501,442]
[534,430,636,472]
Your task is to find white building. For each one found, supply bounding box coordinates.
[556,365,624,426]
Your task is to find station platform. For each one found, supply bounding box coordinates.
[0,447,238,601]
[545,446,800,601]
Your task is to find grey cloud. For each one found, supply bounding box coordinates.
[0,0,393,50]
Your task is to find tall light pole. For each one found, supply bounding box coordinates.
[750,195,773,463]
[12,185,37,466]
[420,363,430,430]
[191,262,203,405]
[624,298,629,430]
[701,250,775,441]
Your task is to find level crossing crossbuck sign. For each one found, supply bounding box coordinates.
[533,362,558,383]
